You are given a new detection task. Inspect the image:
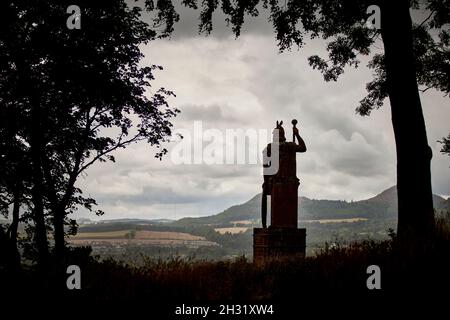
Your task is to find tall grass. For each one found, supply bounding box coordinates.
[2,213,449,307]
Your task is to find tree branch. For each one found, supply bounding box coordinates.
[419,10,435,28]
[77,132,144,174]
[419,86,433,93]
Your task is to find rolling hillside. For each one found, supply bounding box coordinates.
[174,185,450,226]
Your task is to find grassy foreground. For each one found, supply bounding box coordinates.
[1,214,449,315]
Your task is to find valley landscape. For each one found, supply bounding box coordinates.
[67,186,450,261]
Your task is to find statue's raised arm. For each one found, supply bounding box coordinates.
[292,119,306,152]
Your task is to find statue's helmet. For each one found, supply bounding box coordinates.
[273,120,286,142]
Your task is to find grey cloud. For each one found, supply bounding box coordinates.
[306,130,388,178]
[95,185,204,206]
[176,103,245,124]
[75,14,449,220]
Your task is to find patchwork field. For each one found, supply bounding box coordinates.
[72,230,130,239]
[134,230,204,240]
[214,227,249,234]
[69,230,218,250]
[300,218,368,224]
[230,220,254,225]
[72,230,205,241]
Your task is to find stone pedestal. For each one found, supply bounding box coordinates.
[271,177,299,228]
[253,227,306,263]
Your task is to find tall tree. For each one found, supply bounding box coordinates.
[0,141,28,270]
[0,0,179,263]
[144,0,449,245]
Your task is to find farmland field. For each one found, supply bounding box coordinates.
[72,230,130,239]
[72,230,206,241]
[68,229,218,252]
[134,230,204,240]
[214,227,249,234]
[300,218,368,224]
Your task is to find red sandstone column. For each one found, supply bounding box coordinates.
[270,142,299,228]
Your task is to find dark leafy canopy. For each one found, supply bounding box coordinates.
[0,0,179,258]
[440,134,450,156]
[143,0,449,115]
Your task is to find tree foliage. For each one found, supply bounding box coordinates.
[0,0,179,263]
[440,134,450,156]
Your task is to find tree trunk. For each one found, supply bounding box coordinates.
[7,190,22,269]
[15,54,50,265]
[52,138,86,259]
[380,0,435,246]
[41,157,66,260]
[53,208,65,259]
[30,95,49,266]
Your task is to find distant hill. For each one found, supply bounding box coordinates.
[62,186,450,258]
[174,186,450,226]
[97,218,174,224]
[366,185,448,210]
[77,218,176,233]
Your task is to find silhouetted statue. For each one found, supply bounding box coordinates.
[261,120,306,228]
[254,120,307,262]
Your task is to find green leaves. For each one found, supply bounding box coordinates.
[0,0,179,253]
[439,134,450,157]
[152,0,181,38]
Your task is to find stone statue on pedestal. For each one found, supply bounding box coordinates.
[253,119,307,262]
[261,119,307,228]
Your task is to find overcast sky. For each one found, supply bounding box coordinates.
[77,4,450,220]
